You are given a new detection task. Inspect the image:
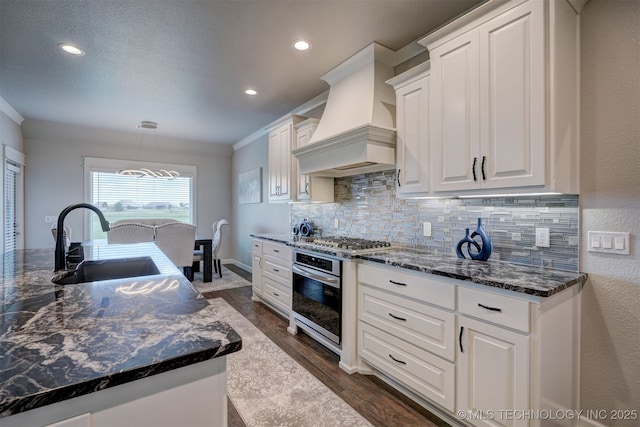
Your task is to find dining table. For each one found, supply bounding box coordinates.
[194,235,213,282]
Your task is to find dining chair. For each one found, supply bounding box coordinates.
[192,220,217,274]
[51,224,71,248]
[212,219,229,278]
[155,222,197,280]
[107,223,155,244]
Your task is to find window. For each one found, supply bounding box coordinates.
[3,146,25,254]
[84,157,197,239]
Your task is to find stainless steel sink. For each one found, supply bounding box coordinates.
[52,256,160,285]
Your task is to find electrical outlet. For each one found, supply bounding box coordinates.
[535,228,550,247]
[334,218,339,229]
[512,232,522,241]
[45,216,56,224]
[423,222,432,237]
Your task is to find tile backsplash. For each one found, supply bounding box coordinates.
[291,170,579,271]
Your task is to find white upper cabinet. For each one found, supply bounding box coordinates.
[387,62,431,197]
[294,118,334,203]
[429,30,480,192]
[268,115,305,202]
[421,0,580,195]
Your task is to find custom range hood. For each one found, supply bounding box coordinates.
[292,43,397,177]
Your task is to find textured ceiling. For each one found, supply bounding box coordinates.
[0,0,483,144]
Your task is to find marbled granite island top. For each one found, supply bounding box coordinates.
[0,243,242,419]
[250,234,588,297]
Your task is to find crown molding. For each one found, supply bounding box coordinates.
[0,96,24,125]
[233,90,329,151]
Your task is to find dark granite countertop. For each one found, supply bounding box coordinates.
[357,248,587,297]
[250,234,587,297]
[0,243,242,419]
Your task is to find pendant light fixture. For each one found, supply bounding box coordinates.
[116,121,180,179]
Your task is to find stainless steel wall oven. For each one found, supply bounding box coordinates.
[291,249,342,347]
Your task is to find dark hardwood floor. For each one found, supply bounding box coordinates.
[205,264,451,427]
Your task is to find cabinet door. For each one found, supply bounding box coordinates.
[296,126,314,200]
[430,30,480,192]
[268,131,282,200]
[396,75,430,196]
[252,253,262,297]
[479,0,545,189]
[457,316,530,427]
[268,123,294,202]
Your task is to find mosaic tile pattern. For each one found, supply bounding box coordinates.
[292,170,580,271]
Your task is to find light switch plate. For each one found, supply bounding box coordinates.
[588,231,630,255]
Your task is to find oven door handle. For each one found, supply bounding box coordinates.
[292,265,340,289]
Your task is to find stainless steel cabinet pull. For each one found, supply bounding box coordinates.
[478,303,502,312]
[304,182,309,195]
[459,326,464,353]
[388,354,407,365]
[397,169,401,187]
[273,292,279,297]
[272,268,279,272]
[472,157,478,181]
[389,280,407,286]
[273,249,280,253]
[388,313,407,322]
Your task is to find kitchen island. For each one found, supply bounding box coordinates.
[0,242,242,427]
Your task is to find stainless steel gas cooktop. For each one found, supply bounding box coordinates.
[296,236,394,256]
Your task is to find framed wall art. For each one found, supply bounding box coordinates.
[238,167,262,204]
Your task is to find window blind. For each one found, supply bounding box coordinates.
[89,171,193,239]
[4,161,20,253]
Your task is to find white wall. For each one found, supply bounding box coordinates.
[22,119,233,255]
[231,134,291,269]
[579,0,640,423]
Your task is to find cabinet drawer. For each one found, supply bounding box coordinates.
[252,239,263,253]
[262,276,291,313]
[359,286,455,361]
[358,263,455,310]
[262,241,291,260]
[458,286,530,333]
[263,256,291,283]
[359,322,455,411]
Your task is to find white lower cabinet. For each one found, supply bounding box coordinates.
[358,263,456,411]
[360,322,455,411]
[457,316,530,427]
[251,239,263,298]
[356,262,581,427]
[254,240,292,317]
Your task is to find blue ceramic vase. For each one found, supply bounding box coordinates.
[455,228,480,259]
[456,218,492,261]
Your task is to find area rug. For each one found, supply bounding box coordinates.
[207,298,374,427]
[191,265,251,293]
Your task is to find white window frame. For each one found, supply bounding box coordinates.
[83,157,197,239]
[3,145,26,253]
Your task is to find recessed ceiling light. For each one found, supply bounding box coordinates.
[245,89,258,96]
[58,43,85,56]
[292,40,311,51]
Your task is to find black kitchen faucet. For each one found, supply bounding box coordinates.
[54,203,110,271]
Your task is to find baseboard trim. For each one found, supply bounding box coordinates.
[224,258,251,273]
